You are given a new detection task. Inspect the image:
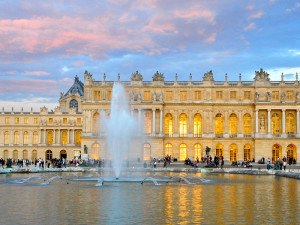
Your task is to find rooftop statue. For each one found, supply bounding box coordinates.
[131,71,143,81]
[152,71,164,81]
[203,70,214,81]
[254,68,270,81]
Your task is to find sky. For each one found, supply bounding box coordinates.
[0,0,300,110]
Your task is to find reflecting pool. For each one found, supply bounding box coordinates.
[0,172,299,224]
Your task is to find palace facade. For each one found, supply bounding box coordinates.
[1,69,300,163]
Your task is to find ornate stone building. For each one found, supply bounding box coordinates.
[1,69,300,163]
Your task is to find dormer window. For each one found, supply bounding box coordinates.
[70,99,78,111]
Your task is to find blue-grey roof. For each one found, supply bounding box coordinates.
[63,76,84,98]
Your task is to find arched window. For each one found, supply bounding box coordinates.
[47,130,53,145]
[179,144,187,161]
[75,130,82,145]
[92,112,99,134]
[271,113,281,134]
[144,111,152,135]
[46,150,52,160]
[143,143,151,161]
[165,143,172,156]
[194,114,202,137]
[272,144,281,162]
[60,150,67,159]
[287,144,296,162]
[61,131,68,145]
[23,131,29,145]
[179,113,187,137]
[13,150,18,160]
[244,144,251,161]
[4,131,9,145]
[215,113,223,135]
[230,144,237,162]
[33,132,39,145]
[165,113,173,137]
[70,99,78,111]
[194,144,201,160]
[229,113,238,136]
[243,114,252,135]
[14,131,19,145]
[216,144,223,157]
[23,150,28,160]
[92,143,100,160]
[32,150,37,161]
[3,150,8,161]
[286,113,296,134]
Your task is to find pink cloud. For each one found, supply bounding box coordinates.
[173,9,215,23]
[24,71,50,76]
[244,22,256,31]
[204,33,216,42]
[248,11,264,19]
[73,60,84,67]
[0,79,57,93]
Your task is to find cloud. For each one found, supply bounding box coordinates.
[267,67,300,81]
[24,70,50,76]
[73,60,84,67]
[0,79,58,93]
[244,22,256,31]
[248,11,264,19]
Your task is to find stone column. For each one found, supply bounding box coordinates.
[68,129,70,144]
[267,109,271,136]
[160,109,163,136]
[58,129,61,144]
[73,130,76,144]
[297,110,300,137]
[152,109,156,136]
[138,109,141,134]
[53,129,56,144]
[255,109,259,134]
[282,109,286,136]
[39,129,42,144]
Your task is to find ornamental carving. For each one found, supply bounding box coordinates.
[152,71,164,81]
[203,70,214,81]
[131,71,143,81]
[254,68,270,81]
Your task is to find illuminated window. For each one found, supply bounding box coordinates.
[244,144,251,161]
[32,150,37,161]
[165,143,172,156]
[144,91,151,101]
[272,144,281,162]
[164,113,173,136]
[144,111,152,134]
[33,132,38,145]
[215,113,223,134]
[244,91,250,100]
[272,91,279,101]
[271,113,281,134]
[107,91,112,100]
[179,113,187,137]
[286,113,295,134]
[243,114,252,135]
[5,117,10,124]
[61,131,68,145]
[94,91,101,100]
[46,150,52,160]
[34,118,38,124]
[14,131,19,145]
[93,112,99,134]
[180,91,187,101]
[13,150,18,160]
[24,118,29,124]
[49,118,53,124]
[143,143,151,161]
[216,91,223,100]
[23,150,28,160]
[166,91,173,101]
[63,118,67,124]
[194,91,201,100]
[287,91,294,101]
[194,113,202,137]
[92,143,100,160]
[287,144,296,162]
[3,150,8,161]
[23,131,29,145]
[4,131,9,145]
[77,118,82,124]
[216,144,223,157]
[194,144,201,160]
[230,144,237,162]
[179,144,187,161]
[230,91,237,100]
[15,118,19,124]
[75,130,82,145]
[229,113,238,135]
[47,130,54,145]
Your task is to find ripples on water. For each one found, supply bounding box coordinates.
[0,172,299,224]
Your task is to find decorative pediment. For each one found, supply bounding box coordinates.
[203,70,214,81]
[152,71,164,81]
[254,68,270,81]
[131,71,143,81]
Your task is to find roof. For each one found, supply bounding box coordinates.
[63,76,84,98]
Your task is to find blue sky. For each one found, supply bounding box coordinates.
[0,0,299,110]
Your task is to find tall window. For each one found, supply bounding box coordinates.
[194,113,202,137]
[194,144,201,160]
[49,118,53,124]
[46,150,52,160]
[15,118,19,124]
[77,118,82,124]
[229,113,238,136]
[287,144,296,162]
[23,131,29,145]
[271,113,281,134]
[272,144,281,162]
[5,117,10,124]
[93,112,99,134]
[216,91,223,100]
[244,91,250,100]
[47,130,54,145]
[230,91,237,100]
[92,143,100,160]
[230,144,237,162]
[165,143,172,156]
[33,132,38,145]
[243,114,252,135]
[244,144,251,161]
[287,91,294,101]
[34,118,38,124]
[70,99,78,111]
[166,91,173,101]
[32,150,37,161]
[107,91,112,100]
[94,91,101,100]
[286,113,295,134]
[13,150,18,160]
[272,91,279,101]
[179,144,187,161]
[143,143,151,161]
[61,130,68,145]
[24,118,29,124]
[75,130,82,145]
[23,150,28,160]
[144,111,152,135]
[63,118,67,124]
[194,91,201,100]
[216,144,223,157]
[180,91,187,101]
[144,91,151,101]
[14,131,19,145]
[165,113,173,136]
[215,113,223,134]
[179,114,187,137]
[3,150,8,161]
[4,131,9,145]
